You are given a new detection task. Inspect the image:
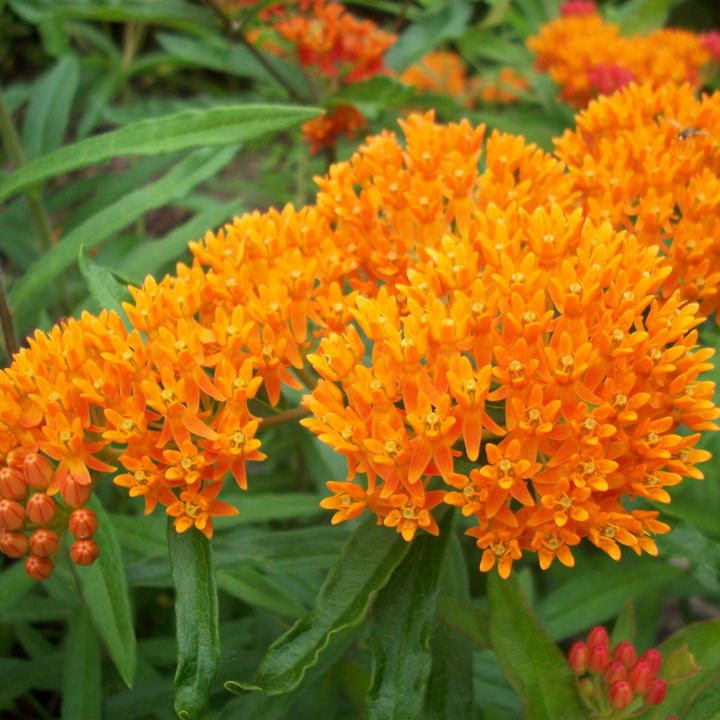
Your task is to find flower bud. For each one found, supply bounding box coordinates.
[613,641,637,669]
[568,642,588,675]
[644,678,667,706]
[69,508,98,539]
[0,467,28,501]
[25,554,54,581]
[587,644,611,675]
[0,530,29,558]
[26,493,56,526]
[71,539,99,566]
[638,649,662,676]
[604,661,627,685]
[0,499,25,531]
[7,448,27,469]
[628,661,652,694]
[29,529,59,558]
[578,677,594,700]
[61,478,90,508]
[23,454,54,491]
[608,680,633,709]
[586,626,610,649]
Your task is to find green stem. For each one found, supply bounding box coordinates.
[259,406,311,430]
[0,81,71,314]
[0,273,18,357]
[199,0,308,104]
[292,365,317,391]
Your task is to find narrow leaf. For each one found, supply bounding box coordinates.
[435,596,491,649]
[0,561,35,614]
[62,607,102,720]
[488,571,588,720]
[367,509,454,720]
[610,598,637,647]
[76,494,137,687]
[168,522,220,720]
[78,245,133,331]
[22,54,80,161]
[10,147,238,311]
[0,104,320,202]
[225,514,411,696]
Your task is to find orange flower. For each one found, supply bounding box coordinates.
[166,482,239,539]
[383,490,445,542]
[302,105,367,155]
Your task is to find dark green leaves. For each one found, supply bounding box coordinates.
[61,607,102,720]
[78,245,134,331]
[367,510,454,720]
[435,596,491,649]
[76,495,137,687]
[488,571,588,720]
[226,515,410,696]
[0,104,320,203]
[168,522,221,720]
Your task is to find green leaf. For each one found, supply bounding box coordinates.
[488,571,588,720]
[62,607,102,720]
[646,617,720,719]
[0,104,320,203]
[168,522,221,720]
[385,0,474,72]
[435,596,491,650]
[605,0,686,35]
[213,492,325,530]
[217,565,307,619]
[425,533,473,720]
[0,560,35,614]
[225,515,411,696]
[457,28,533,66]
[327,76,415,119]
[367,509,454,720]
[535,558,683,641]
[76,494,137,687]
[22,54,80,161]
[78,245,134,330]
[10,146,238,311]
[610,598,637,647]
[117,200,239,282]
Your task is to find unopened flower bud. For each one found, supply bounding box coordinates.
[586,626,610,649]
[29,529,59,558]
[7,448,27,469]
[568,642,588,675]
[0,499,25,531]
[588,645,611,674]
[25,493,56,526]
[604,660,627,685]
[613,641,637,669]
[25,554,54,581]
[0,467,28,500]
[0,530,29,558]
[644,678,667,706]
[69,508,98,539]
[578,677,594,700]
[608,680,633,709]
[71,539,99,566]
[61,478,90,508]
[638,649,662,676]
[628,661,652,694]
[23,454,54,491]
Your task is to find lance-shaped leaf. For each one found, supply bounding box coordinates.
[367,509,453,720]
[610,598,637,647]
[61,607,102,720]
[168,522,221,720]
[435,596,490,650]
[0,104,320,203]
[646,616,720,720]
[225,514,410,696]
[488,570,588,720]
[76,495,137,687]
[78,246,134,331]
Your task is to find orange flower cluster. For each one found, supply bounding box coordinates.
[528,2,713,106]
[555,82,720,322]
[268,0,396,84]
[302,104,367,155]
[3,108,718,581]
[297,111,717,577]
[399,52,529,107]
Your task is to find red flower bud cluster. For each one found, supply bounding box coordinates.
[568,626,667,715]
